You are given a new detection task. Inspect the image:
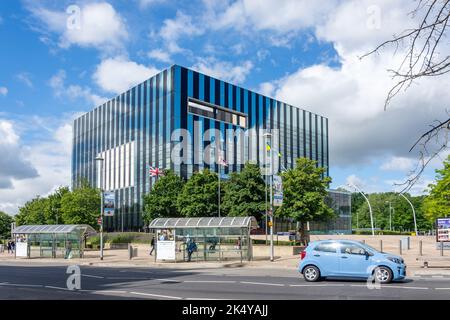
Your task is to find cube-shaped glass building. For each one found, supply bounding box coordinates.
[72,65,345,232]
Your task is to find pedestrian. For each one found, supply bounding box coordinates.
[236,237,242,250]
[10,241,15,254]
[7,241,11,254]
[65,241,72,259]
[187,239,197,262]
[150,237,155,256]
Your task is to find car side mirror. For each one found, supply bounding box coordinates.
[365,251,372,257]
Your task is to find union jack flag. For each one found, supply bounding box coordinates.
[149,166,164,177]
[218,157,228,167]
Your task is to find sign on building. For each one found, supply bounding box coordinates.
[103,192,115,216]
[156,229,176,260]
[273,175,283,206]
[437,218,450,242]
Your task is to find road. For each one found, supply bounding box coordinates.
[1,261,450,300]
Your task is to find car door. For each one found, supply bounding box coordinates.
[339,242,372,277]
[311,242,340,276]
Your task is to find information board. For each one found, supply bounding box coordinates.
[437,218,450,242]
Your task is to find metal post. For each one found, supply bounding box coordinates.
[348,183,374,236]
[96,157,105,261]
[389,202,392,231]
[441,241,444,256]
[380,239,383,252]
[399,240,402,255]
[399,193,418,236]
[419,240,423,256]
[270,148,274,262]
[407,237,410,250]
[218,163,221,218]
[265,154,268,245]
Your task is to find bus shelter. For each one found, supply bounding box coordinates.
[149,216,258,263]
[12,224,96,259]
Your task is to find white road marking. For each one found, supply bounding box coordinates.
[44,285,70,291]
[381,286,428,290]
[290,284,346,287]
[82,274,104,279]
[129,291,183,299]
[106,277,147,280]
[0,283,43,288]
[91,290,128,294]
[434,288,450,290]
[240,281,284,287]
[184,280,236,284]
[153,278,182,282]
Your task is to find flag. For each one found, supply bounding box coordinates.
[266,143,271,151]
[149,166,164,177]
[219,157,228,167]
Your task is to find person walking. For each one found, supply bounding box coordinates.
[10,241,15,254]
[150,237,155,256]
[187,239,197,262]
[7,241,11,254]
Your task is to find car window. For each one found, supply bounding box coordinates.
[340,243,366,255]
[314,242,338,253]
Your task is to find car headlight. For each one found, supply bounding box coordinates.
[387,257,402,264]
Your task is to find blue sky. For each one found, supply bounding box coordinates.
[0,0,447,214]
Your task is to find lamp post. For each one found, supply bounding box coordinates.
[399,193,418,236]
[347,183,374,236]
[264,132,274,262]
[96,156,104,260]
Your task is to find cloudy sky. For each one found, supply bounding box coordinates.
[0,0,447,215]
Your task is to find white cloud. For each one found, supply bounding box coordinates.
[0,87,7,96]
[0,115,75,215]
[93,57,159,94]
[27,2,128,52]
[380,156,415,172]
[148,49,172,64]
[192,58,253,84]
[346,174,366,189]
[0,119,39,190]
[49,70,107,107]
[16,72,33,88]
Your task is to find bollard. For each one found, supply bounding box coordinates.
[380,239,383,253]
[419,240,423,256]
[407,237,410,250]
[441,241,444,257]
[399,240,402,255]
[128,244,133,260]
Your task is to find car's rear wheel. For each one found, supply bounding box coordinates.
[303,265,320,282]
[374,266,393,284]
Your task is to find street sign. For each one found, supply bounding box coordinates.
[273,175,283,206]
[103,192,115,216]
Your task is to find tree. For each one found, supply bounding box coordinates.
[221,162,266,220]
[362,1,450,191]
[15,196,48,225]
[278,157,334,245]
[0,211,13,240]
[142,170,185,223]
[60,181,101,228]
[424,155,450,222]
[177,169,219,217]
[45,186,70,224]
[351,192,366,229]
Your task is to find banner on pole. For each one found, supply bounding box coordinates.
[103,192,115,216]
[273,175,283,206]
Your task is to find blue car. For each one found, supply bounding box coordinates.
[298,240,406,283]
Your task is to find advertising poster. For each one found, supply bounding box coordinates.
[273,175,283,206]
[103,192,115,216]
[437,218,450,242]
[156,229,176,260]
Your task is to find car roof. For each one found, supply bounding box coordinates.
[308,239,365,246]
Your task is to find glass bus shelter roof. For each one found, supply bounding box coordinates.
[12,224,96,235]
[149,217,258,229]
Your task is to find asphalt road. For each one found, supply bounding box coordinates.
[1,261,450,300]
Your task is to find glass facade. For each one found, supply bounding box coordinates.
[72,65,330,231]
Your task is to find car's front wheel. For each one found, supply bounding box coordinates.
[374,266,393,284]
[303,265,321,282]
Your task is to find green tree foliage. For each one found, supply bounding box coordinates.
[221,162,266,219]
[142,170,185,223]
[278,157,334,244]
[60,181,101,228]
[351,192,366,228]
[424,155,450,222]
[177,169,218,217]
[0,211,14,239]
[355,192,431,232]
[45,186,70,224]
[15,196,48,225]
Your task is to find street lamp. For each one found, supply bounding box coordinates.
[398,193,418,236]
[347,183,375,236]
[263,131,274,262]
[95,156,104,260]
